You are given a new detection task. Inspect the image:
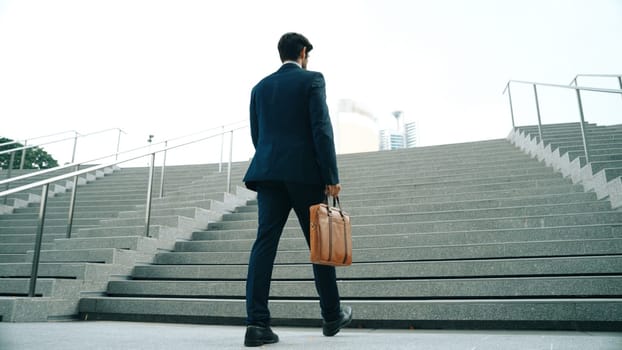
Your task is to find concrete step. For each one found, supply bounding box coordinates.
[78,297,622,326]
[339,191,600,212]
[73,224,179,240]
[0,233,65,244]
[0,262,132,279]
[566,148,622,161]
[338,181,582,202]
[194,223,622,242]
[334,184,587,204]
[38,198,146,209]
[340,173,565,191]
[0,224,98,235]
[0,209,133,220]
[0,217,104,227]
[604,168,622,182]
[341,163,558,178]
[0,254,26,263]
[53,236,166,252]
[350,177,572,193]
[24,248,152,265]
[220,201,612,223]
[43,193,150,203]
[206,211,622,232]
[338,158,542,176]
[146,199,232,214]
[556,143,622,154]
[590,160,622,174]
[99,215,206,232]
[131,255,622,280]
[0,243,55,254]
[116,207,220,222]
[177,224,622,252]
[0,279,86,297]
[104,276,622,298]
[154,238,622,264]
[144,192,240,207]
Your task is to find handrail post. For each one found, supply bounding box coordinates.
[159,141,167,198]
[618,76,622,102]
[66,165,80,238]
[507,84,516,129]
[28,184,49,297]
[19,140,27,170]
[145,153,156,237]
[575,89,591,163]
[7,151,15,176]
[71,131,79,164]
[3,152,15,204]
[532,84,544,144]
[115,129,123,161]
[227,130,234,193]
[219,125,225,173]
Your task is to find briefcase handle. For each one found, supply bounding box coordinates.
[323,195,346,218]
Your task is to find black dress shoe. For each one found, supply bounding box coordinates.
[244,325,279,347]
[322,306,353,336]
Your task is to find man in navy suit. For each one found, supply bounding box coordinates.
[242,32,352,347]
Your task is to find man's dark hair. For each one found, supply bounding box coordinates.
[278,32,313,62]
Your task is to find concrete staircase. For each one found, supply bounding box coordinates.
[0,166,119,260]
[509,122,622,208]
[0,166,112,215]
[0,163,254,321]
[78,138,622,330]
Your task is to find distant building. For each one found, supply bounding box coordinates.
[404,121,417,148]
[379,130,405,150]
[379,111,416,150]
[333,99,379,154]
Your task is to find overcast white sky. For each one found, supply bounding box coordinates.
[1,0,621,165]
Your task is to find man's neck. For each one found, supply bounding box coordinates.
[283,60,301,68]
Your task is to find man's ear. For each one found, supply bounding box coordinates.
[299,46,307,60]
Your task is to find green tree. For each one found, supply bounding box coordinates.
[0,137,59,170]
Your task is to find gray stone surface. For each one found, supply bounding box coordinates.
[131,255,622,280]
[105,276,622,298]
[3,134,622,326]
[79,298,622,324]
[155,238,622,264]
[1,321,622,350]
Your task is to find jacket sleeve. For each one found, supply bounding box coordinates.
[308,73,340,185]
[249,87,259,148]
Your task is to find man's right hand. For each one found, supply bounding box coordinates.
[326,184,342,197]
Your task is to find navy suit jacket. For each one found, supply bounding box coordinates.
[243,63,340,191]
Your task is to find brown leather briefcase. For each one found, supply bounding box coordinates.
[309,197,352,266]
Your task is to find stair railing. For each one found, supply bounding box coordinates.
[1,128,125,205]
[0,129,78,151]
[0,120,247,203]
[569,74,622,91]
[1,128,125,171]
[0,123,248,297]
[503,80,622,163]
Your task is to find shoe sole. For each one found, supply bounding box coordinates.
[323,315,353,336]
[244,338,279,347]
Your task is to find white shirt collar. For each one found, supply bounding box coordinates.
[283,60,301,68]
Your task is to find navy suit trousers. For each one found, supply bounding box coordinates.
[245,181,341,325]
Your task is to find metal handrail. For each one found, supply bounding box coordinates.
[570,74,622,87]
[0,128,126,171]
[0,124,248,297]
[0,120,246,188]
[503,79,622,163]
[0,129,77,148]
[0,128,123,156]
